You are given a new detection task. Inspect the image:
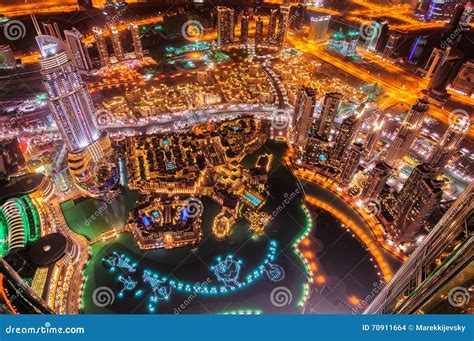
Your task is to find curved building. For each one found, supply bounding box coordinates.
[0,196,41,257]
[35,34,118,197]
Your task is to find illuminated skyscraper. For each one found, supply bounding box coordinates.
[316,92,343,140]
[340,142,365,184]
[0,45,15,68]
[110,24,124,61]
[365,182,473,314]
[344,29,360,56]
[424,47,444,78]
[64,27,93,72]
[292,87,318,150]
[276,5,290,47]
[361,161,392,199]
[428,115,469,173]
[392,163,443,242]
[92,27,109,67]
[36,35,118,197]
[268,9,279,43]
[308,15,330,42]
[331,114,360,164]
[255,16,264,46]
[217,7,235,47]
[290,4,306,31]
[240,14,249,44]
[366,118,384,159]
[385,98,429,165]
[130,21,143,60]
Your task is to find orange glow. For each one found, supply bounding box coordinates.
[315,275,326,285]
[348,295,362,306]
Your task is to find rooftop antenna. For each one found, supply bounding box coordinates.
[30,14,42,36]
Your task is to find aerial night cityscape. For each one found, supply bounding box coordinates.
[0,0,472,336]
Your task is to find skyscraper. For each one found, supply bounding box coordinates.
[365,182,473,314]
[276,5,290,47]
[92,27,109,67]
[361,161,392,199]
[392,163,443,242]
[110,24,124,61]
[424,47,444,78]
[255,16,264,46]
[240,14,249,44]
[428,115,469,173]
[217,7,235,47]
[308,15,330,42]
[316,92,343,140]
[36,35,118,197]
[64,27,93,72]
[331,114,360,163]
[0,45,16,68]
[340,142,365,184]
[365,118,384,159]
[385,98,429,165]
[292,87,318,150]
[290,4,306,31]
[130,21,143,60]
[268,9,279,43]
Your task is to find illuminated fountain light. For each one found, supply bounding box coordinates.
[102,252,137,273]
[263,263,285,282]
[210,255,242,288]
[117,276,138,297]
[143,270,172,313]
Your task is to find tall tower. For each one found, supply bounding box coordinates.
[130,21,143,60]
[424,48,444,78]
[110,24,124,61]
[308,15,330,42]
[340,142,365,185]
[331,114,359,164]
[365,182,473,314]
[361,161,392,199]
[92,27,109,67]
[268,9,279,43]
[276,5,290,47]
[64,27,93,72]
[385,98,429,165]
[36,35,118,197]
[217,7,235,47]
[240,14,249,44]
[428,115,469,173]
[292,87,318,150]
[255,16,264,46]
[393,163,442,242]
[366,118,384,159]
[316,92,343,140]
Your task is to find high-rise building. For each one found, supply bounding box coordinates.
[428,115,469,172]
[163,13,189,39]
[366,118,384,159]
[460,1,473,28]
[425,47,464,104]
[41,20,62,40]
[64,28,93,72]
[331,114,360,163]
[316,92,343,140]
[393,163,443,242]
[344,29,360,56]
[0,45,16,68]
[450,60,473,97]
[384,98,429,165]
[361,162,392,199]
[92,27,109,67]
[255,16,264,46]
[424,47,444,78]
[292,87,318,150]
[365,182,473,314]
[130,21,143,60]
[217,7,235,47]
[276,5,290,47]
[110,24,124,61]
[449,3,466,29]
[36,35,118,197]
[0,258,53,314]
[268,9,279,43]
[290,4,306,31]
[240,14,249,44]
[308,15,330,42]
[340,142,365,184]
[382,32,402,59]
